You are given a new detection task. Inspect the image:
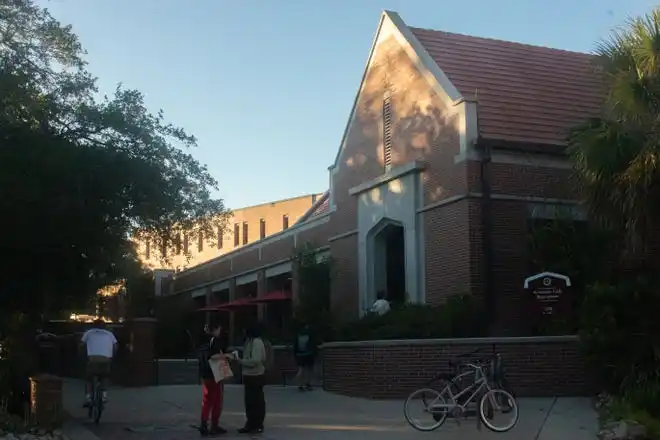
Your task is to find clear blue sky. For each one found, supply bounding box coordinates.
[40,0,655,209]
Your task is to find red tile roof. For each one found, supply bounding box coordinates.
[295,191,329,225]
[310,193,329,217]
[409,28,605,146]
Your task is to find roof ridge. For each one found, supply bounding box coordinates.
[409,26,595,58]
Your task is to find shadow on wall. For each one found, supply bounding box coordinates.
[338,34,461,205]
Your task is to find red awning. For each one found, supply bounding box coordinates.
[196,297,258,312]
[251,290,292,304]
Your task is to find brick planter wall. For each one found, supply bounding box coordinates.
[321,335,591,399]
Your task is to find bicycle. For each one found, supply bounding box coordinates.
[403,351,518,433]
[87,373,104,425]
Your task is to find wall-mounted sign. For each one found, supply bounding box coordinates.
[523,272,571,315]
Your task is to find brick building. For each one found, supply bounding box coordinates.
[138,193,322,272]
[162,11,603,336]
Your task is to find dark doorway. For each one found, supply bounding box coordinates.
[373,223,406,305]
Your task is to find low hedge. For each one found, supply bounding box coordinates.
[333,294,488,341]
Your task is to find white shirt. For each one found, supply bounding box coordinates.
[370,299,391,316]
[81,328,117,358]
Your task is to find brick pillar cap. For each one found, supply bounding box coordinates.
[29,374,62,383]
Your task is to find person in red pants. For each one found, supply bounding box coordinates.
[198,321,229,436]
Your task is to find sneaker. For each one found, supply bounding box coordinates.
[298,386,305,392]
[237,426,252,434]
[304,384,313,391]
[199,423,209,436]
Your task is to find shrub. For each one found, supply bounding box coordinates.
[580,277,660,394]
[334,294,487,341]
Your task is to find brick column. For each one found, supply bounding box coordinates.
[205,286,213,326]
[291,262,300,310]
[228,279,237,345]
[119,318,156,387]
[257,269,266,322]
[29,374,63,429]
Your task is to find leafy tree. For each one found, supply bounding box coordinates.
[569,7,660,257]
[0,0,230,320]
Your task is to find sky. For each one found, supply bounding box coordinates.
[39,0,656,210]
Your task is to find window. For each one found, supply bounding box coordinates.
[183,234,189,254]
[217,226,223,249]
[234,224,240,246]
[242,222,248,245]
[283,214,289,230]
[175,234,182,255]
[198,232,204,252]
[145,240,150,259]
[260,218,266,239]
[160,238,167,258]
[382,91,393,170]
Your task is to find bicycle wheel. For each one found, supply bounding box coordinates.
[404,388,448,431]
[93,391,103,424]
[478,389,518,432]
[87,378,95,419]
[93,379,104,424]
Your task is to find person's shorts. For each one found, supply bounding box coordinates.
[295,356,315,368]
[86,355,111,378]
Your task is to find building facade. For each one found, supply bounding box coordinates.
[161,11,602,336]
[138,193,322,272]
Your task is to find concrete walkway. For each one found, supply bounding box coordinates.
[61,380,598,440]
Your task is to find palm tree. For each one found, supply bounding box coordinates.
[569,7,660,257]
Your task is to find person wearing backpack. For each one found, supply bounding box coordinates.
[293,323,317,391]
[237,323,271,434]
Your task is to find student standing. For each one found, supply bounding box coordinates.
[293,324,317,391]
[237,324,267,434]
[198,321,229,436]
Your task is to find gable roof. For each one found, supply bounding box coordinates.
[409,27,605,146]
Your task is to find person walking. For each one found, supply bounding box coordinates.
[237,323,267,434]
[197,321,229,436]
[293,324,317,391]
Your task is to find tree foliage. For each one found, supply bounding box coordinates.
[569,7,660,255]
[0,0,229,318]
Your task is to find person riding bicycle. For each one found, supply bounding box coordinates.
[80,318,117,407]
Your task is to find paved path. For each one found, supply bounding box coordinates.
[61,380,598,440]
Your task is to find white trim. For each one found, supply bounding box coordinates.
[328,229,358,242]
[348,160,425,196]
[523,272,572,288]
[210,281,229,292]
[191,288,206,298]
[172,245,331,296]
[236,273,258,286]
[265,262,292,278]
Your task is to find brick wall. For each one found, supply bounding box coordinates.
[321,336,590,399]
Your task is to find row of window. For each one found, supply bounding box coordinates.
[232,214,289,246]
[145,214,290,259]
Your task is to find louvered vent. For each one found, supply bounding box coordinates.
[383,92,393,170]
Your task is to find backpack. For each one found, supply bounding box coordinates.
[262,338,275,371]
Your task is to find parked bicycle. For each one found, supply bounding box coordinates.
[403,349,518,432]
[87,373,105,425]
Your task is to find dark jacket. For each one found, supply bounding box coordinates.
[293,329,317,360]
[198,335,228,380]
